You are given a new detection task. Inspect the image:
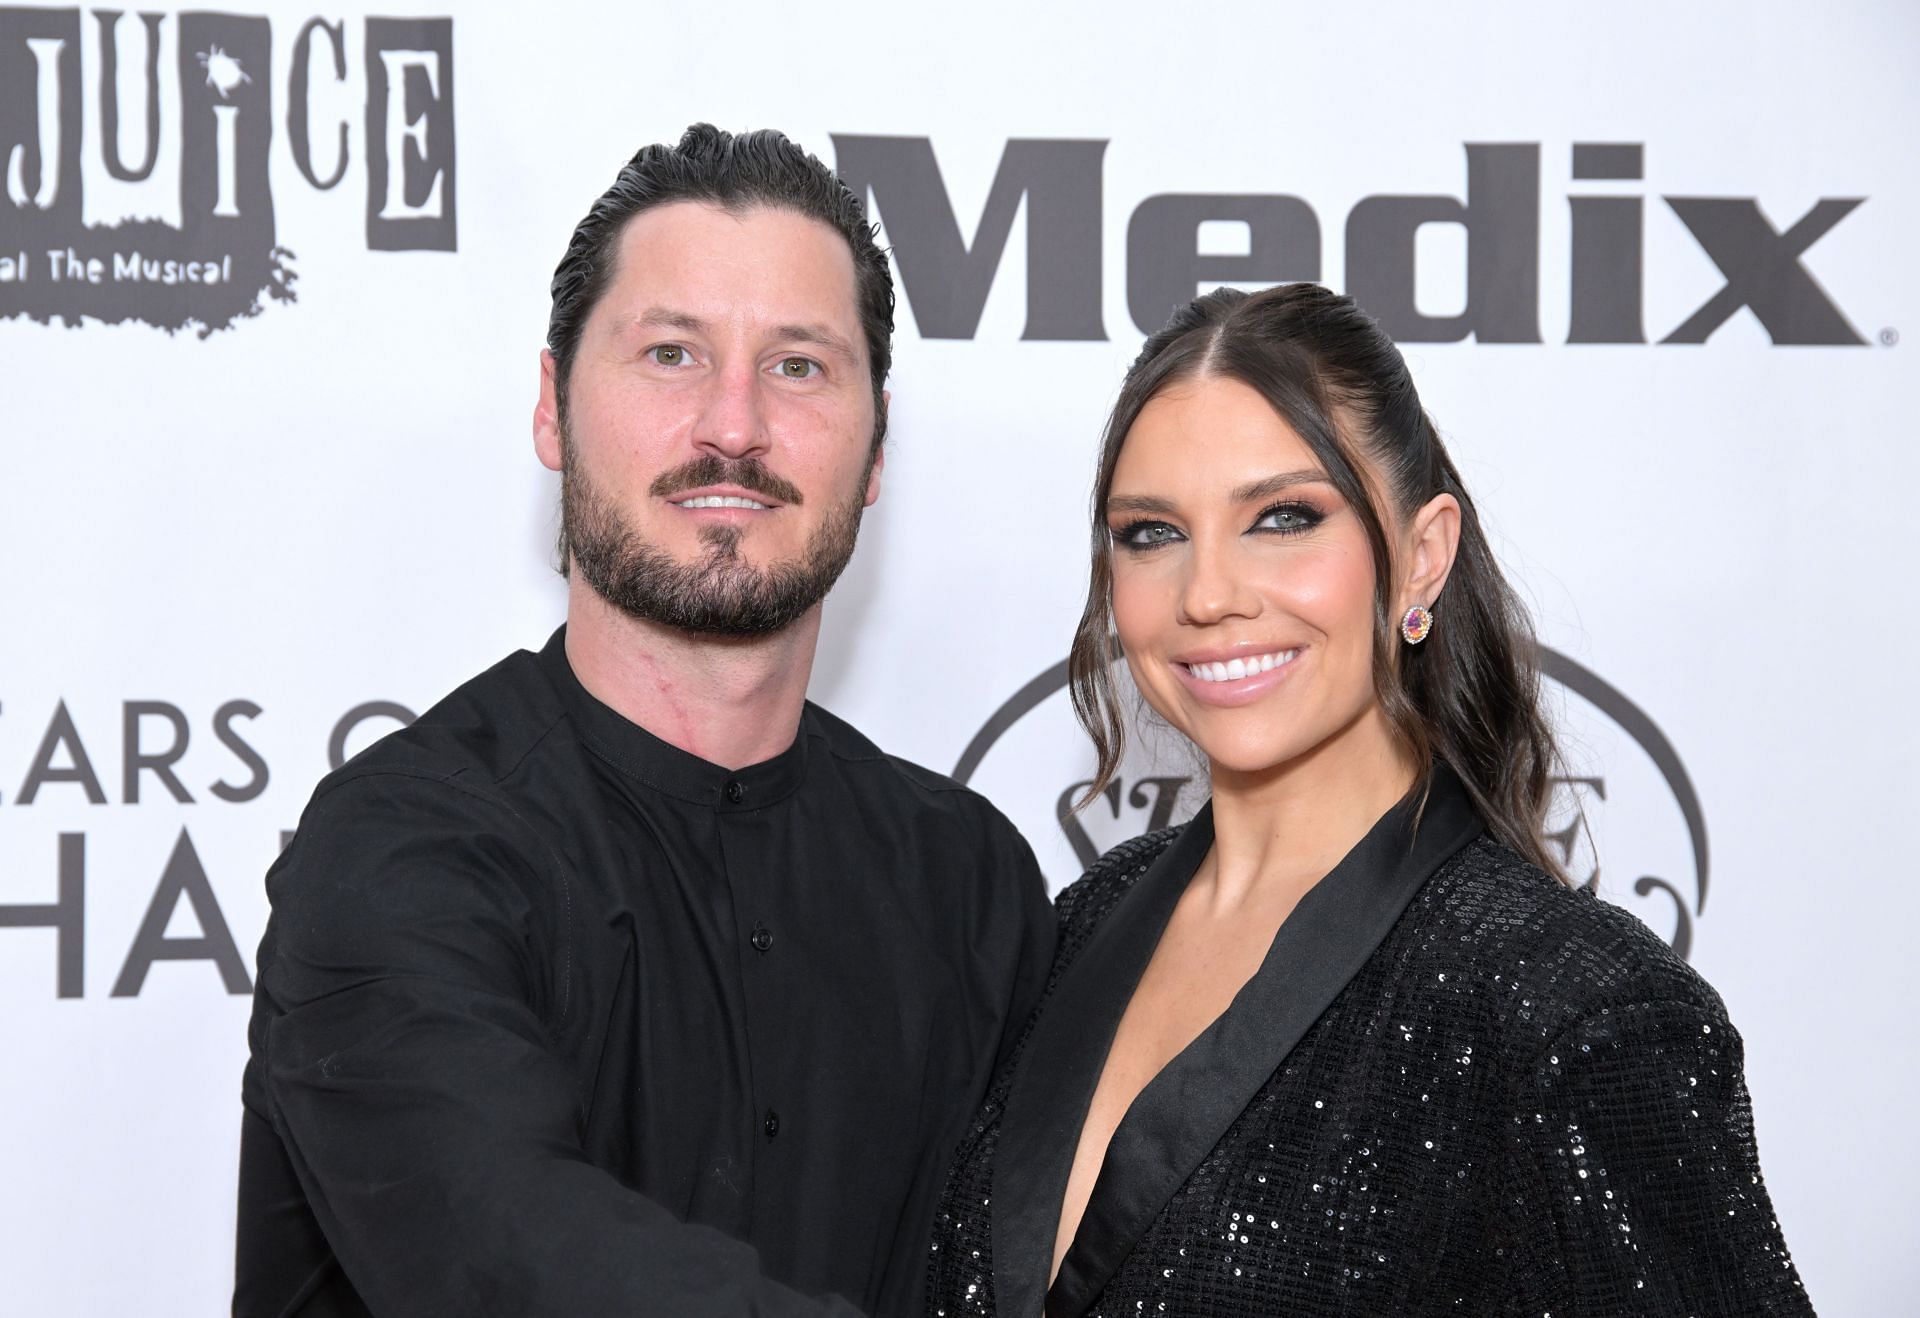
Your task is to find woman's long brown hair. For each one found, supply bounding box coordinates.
[1068,283,1567,882]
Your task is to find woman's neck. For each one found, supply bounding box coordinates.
[1200,705,1420,912]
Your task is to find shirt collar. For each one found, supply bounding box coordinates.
[538,626,810,811]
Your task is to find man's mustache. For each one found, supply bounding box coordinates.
[649,455,805,506]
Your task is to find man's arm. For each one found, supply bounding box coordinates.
[241,771,862,1318]
[974,799,1057,1073]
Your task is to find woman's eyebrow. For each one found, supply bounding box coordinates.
[1231,470,1333,503]
[1106,493,1177,515]
[1108,471,1332,517]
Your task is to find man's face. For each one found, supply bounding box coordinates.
[535,201,882,635]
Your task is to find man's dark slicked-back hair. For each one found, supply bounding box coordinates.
[546,123,895,449]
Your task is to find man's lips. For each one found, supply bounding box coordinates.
[666,485,780,511]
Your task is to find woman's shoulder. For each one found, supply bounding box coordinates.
[1052,826,1183,948]
[1423,834,1729,1028]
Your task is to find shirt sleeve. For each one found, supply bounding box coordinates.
[1513,995,1814,1316]
[979,802,1058,1073]
[249,770,865,1318]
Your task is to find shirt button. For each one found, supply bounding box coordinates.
[763,1109,780,1139]
[750,925,774,953]
[724,780,745,804]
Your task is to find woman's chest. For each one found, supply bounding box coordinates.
[1085,990,1529,1315]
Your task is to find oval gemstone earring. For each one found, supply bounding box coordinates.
[1400,604,1433,645]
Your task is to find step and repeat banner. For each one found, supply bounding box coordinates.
[2,2,1912,1313]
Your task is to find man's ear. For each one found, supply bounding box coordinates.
[864,390,890,507]
[1400,492,1461,612]
[534,350,563,473]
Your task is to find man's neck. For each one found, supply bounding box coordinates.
[562,576,819,771]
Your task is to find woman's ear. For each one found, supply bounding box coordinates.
[1400,492,1462,611]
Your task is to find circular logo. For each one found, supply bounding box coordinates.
[954,647,1708,958]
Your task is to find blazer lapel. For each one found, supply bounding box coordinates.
[991,807,1217,1318]
[1046,766,1484,1318]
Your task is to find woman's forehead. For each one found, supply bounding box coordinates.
[1118,378,1326,484]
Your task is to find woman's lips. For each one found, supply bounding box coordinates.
[1170,647,1301,704]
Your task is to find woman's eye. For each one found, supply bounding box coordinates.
[647,344,687,367]
[1253,503,1321,534]
[1115,521,1182,549]
[777,357,820,379]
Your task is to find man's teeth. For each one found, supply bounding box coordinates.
[676,495,769,510]
[1183,650,1298,683]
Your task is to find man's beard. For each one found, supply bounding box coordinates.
[560,437,871,637]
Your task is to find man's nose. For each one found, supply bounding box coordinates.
[692,359,771,460]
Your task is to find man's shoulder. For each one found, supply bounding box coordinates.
[319,646,567,796]
[802,702,999,811]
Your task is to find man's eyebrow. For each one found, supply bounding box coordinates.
[627,307,708,334]
[621,310,857,361]
[773,323,858,360]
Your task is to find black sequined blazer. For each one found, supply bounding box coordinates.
[927,765,1813,1317]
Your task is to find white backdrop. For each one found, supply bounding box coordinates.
[2,2,1913,1313]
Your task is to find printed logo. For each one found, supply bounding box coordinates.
[0,9,454,334]
[955,647,1709,958]
[833,136,1868,346]
[0,695,417,999]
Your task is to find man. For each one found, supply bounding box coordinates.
[235,124,1054,1318]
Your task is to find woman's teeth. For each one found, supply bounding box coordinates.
[676,495,769,510]
[1183,649,1298,683]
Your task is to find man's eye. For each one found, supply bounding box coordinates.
[648,344,686,366]
[778,357,820,379]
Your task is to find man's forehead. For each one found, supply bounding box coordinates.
[603,200,860,322]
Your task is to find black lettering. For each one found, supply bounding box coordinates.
[1661,196,1865,345]
[18,699,107,804]
[1568,143,1644,344]
[1125,776,1188,833]
[1056,779,1120,870]
[1633,875,1693,961]
[832,134,1106,340]
[365,17,456,251]
[123,700,192,804]
[110,828,251,996]
[289,16,348,191]
[1546,775,1605,891]
[177,12,272,229]
[1056,776,1191,870]
[328,700,416,770]
[1126,194,1320,335]
[210,699,269,802]
[0,4,84,247]
[0,832,85,997]
[94,9,163,182]
[1345,143,1541,343]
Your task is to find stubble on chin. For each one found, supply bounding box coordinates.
[558,436,866,637]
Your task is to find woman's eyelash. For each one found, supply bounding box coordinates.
[1110,503,1324,550]
[1111,519,1181,551]
[1252,501,1324,534]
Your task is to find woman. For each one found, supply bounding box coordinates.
[926,284,1812,1317]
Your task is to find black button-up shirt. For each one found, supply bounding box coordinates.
[236,629,1054,1318]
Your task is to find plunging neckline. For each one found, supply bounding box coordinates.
[990,763,1486,1318]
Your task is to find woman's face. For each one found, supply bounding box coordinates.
[1106,375,1404,782]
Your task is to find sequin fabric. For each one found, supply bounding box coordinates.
[926,830,1814,1317]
